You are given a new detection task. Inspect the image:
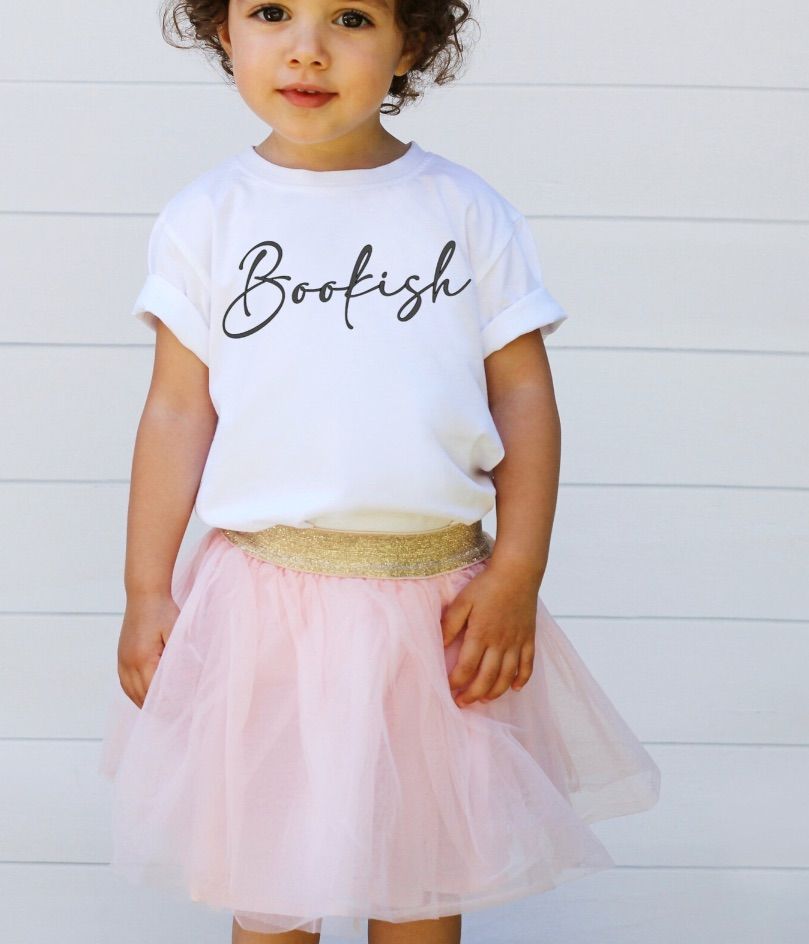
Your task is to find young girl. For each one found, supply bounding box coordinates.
[99,1,661,941]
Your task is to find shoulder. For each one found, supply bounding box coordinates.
[152,151,245,239]
[419,149,524,269]
[149,152,243,263]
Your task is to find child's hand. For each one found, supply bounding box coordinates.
[441,564,538,707]
[117,594,181,709]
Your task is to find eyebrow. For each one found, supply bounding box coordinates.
[237,0,391,7]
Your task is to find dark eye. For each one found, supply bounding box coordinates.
[253,5,285,22]
[338,10,373,28]
[251,6,373,28]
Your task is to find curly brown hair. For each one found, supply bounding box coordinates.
[160,1,479,115]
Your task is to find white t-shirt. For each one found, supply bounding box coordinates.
[132,140,568,533]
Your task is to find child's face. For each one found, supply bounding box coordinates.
[218,1,418,150]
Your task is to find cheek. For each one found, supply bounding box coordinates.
[232,54,277,101]
[232,36,274,74]
[342,50,396,91]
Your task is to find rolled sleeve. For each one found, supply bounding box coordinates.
[477,215,568,359]
[131,216,211,366]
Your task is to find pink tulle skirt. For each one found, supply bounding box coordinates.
[98,526,660,939]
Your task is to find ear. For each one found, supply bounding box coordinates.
[217,19,232,59]
[395,30,427,76]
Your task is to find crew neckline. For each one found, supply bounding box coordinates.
[236,139,429,188]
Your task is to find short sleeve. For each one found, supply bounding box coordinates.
[131,214,211,366]
[476,214,568,359]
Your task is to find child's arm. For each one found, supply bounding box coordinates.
[117,321,217,708]
[442,329,561,707]
[485,329,561,586]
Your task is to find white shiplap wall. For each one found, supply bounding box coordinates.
[1,1,807,941]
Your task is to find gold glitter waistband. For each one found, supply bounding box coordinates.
[219,520,494,579]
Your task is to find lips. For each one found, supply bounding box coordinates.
[281,83,334,94]
[279,87,337,108]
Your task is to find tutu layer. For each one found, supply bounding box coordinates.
[98,527,660,938]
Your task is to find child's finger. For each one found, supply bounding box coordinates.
[446,634,485,693]
[440,597,472,648]
[454,648,502,706]
[479,650,520,702]
[511,640,535,691]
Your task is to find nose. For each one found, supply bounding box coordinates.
[285,22,330,69]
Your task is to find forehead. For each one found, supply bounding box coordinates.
[235,0,392,8]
